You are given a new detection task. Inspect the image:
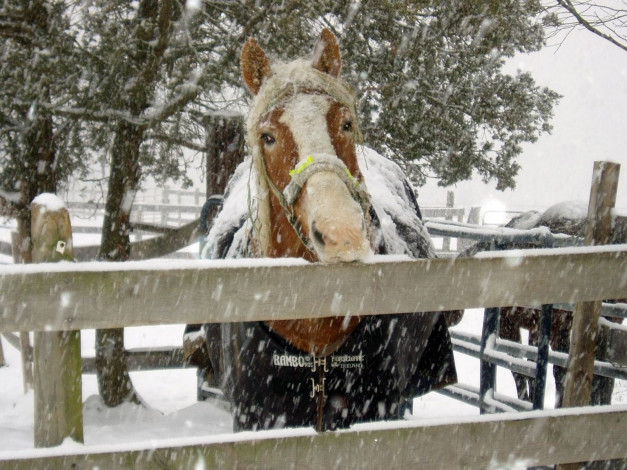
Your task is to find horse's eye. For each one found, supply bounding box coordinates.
[342,120,353,132]
[261,133,276,146]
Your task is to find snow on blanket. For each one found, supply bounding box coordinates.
[202,145,436,260]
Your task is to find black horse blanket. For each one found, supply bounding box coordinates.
[190,147,457,431]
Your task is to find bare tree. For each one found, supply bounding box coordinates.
[549,1,627,52]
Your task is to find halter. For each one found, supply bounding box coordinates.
[258,152,374,254]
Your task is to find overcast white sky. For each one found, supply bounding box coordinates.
[418,28,627,217]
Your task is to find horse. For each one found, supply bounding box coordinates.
[471,201,625,407]
[190,29,458,432]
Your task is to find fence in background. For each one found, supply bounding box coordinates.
[0,190,468,261]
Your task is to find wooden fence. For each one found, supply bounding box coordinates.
[0,196,466,262]
[0,245,626,468]
[2,162,626,467]
[1,405,626,469]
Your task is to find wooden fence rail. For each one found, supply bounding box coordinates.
[0,245,625,332]
[2,160,624,466]
[1,405,625,469]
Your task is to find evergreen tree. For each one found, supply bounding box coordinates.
[0,1,85,261]
[208,0,559,190]
[74,0,206,406]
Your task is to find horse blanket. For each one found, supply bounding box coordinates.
[194,146,457,431]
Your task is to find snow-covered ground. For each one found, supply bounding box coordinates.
[0,311,497,451]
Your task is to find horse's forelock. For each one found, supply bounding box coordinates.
[246,60,358,151]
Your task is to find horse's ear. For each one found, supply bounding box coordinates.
[312,28,341,78]
[241,38,272,95]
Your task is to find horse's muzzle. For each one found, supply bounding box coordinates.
[303,172,372,263]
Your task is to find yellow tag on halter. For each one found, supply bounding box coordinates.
[344,167,359,187]
[289,156,314,176]
[345,168,355,183]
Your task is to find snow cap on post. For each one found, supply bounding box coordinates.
[31,193,74,263]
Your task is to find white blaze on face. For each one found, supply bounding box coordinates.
[280,95,371,263]
[280,94,335,158]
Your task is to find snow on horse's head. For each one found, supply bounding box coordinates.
[241,29,375,355]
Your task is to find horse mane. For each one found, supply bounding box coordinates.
[244,58,362,257]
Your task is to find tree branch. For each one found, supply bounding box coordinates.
[557,0,627,53]
[142,82,201,126]
[144,132,207,152]
[15,101,147,125]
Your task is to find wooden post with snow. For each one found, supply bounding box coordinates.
[30,194,84,447]
[442,191,454,252]
[558,161,620,470]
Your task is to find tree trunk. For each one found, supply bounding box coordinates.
[95,329,136,407]
[16,112,57,263]
[205,113,245,197]
[99,122,141,262]
[95,121,143,407]
[11,110,58,396]
[94,0,176,407]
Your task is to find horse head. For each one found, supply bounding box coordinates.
[241,29,375,355]
[241,29,374,264]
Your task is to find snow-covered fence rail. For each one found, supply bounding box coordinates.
[66,200,201,226]
[1,405,626,470]
[0,246,625,467]
[0,246,624,332]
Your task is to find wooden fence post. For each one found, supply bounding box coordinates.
[558,161,620,470]
[466,206,481,225]
[442,191,454,252]
[19,332,33,393]
[31,194,84,447]
[457,206,481,253]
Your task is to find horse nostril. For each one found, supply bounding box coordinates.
[311,222,325,247]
